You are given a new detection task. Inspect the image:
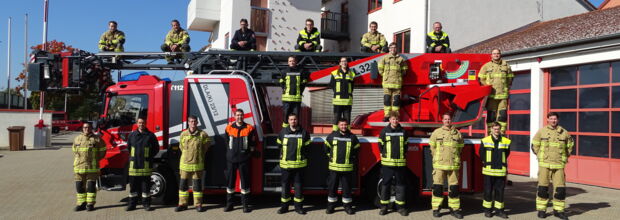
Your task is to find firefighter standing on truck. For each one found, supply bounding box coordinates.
[479,48,514,134]
[98,20,125,52]
[280,56,308,128]
[378,42,408,121]
[532,112,574,220]
[72,122,106,212]
[480,122,511,219]
[329,57,355,131]
[224,109,256,213]
[377,111,409,216]
[429,112,464,219]
[161,19,191,64]
[176,115,210,212]
[125,117,159,211]
[324,119,360,215]
[277,113,311,215]
[361,21,388,53]
[295,18,322,52]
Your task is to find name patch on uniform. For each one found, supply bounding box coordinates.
[284,134,303,138]
[287,72,301,76]
[386,132,404,136]
[333,137,352,142]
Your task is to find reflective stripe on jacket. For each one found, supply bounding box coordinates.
[277,126,311,169]
[480,135,511,176]
[429,126,464,170]
[330,68,355,106]
[378,125,408,167]
[324,130,360,171]
[73,133,106,173]
[179,129,210,172]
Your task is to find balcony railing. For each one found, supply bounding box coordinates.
[251,7,270,35]
[321,11,349,40]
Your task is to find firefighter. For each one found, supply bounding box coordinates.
[279,56,307,128]
[161,19,191,64]
[176,115,211,212]
[329,57,355,131]
[72,122,106,211]
[429,112,464,219]
[295,18,322,52]
[98,20,125,52]
[532,112,574,220]
[224,109,256,213]
[480,122,511,219]
[377,111,409,216]
[426,22,451,53]
[479,48,514,134]
[277,113,311,215]
[324,119,360,215]
[378,43,408,121]
[125,117,159,211]
[230,18,256,51]
[361,21,388,53]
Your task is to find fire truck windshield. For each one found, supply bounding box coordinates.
[105,94,149,128]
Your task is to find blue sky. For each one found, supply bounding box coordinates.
[0,0,608,91]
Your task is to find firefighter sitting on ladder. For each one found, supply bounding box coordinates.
[378,42,408,122]
[377,111,409,216]
[98,20,125,52]
[279,56,307,128]
[479,48,514,134]
[361,21,388,53]
[72,122,106,212]
[176,115,210,212]
[430,112,464,219]
[295,18,322,52]
[125,117,159,211]
[277,113,311,215]
[324,119,360,215]
[480,122,511,219]
[224,108,256,213]
[161,19,191,64]
[329,57,355,131]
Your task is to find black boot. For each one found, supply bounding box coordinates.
[484,208,493,218]
[344,203,355,215]
[224,193,234,212]
[175,205,187,212]
[379,204,388,215]
[538,211,547,218]
[277,203,288,214]
[294,202,306,215]
[196,204,206,212]
[126,197,137,211]
[325,202,336,214]
[450,209,463,219]
[496,209,508,219]
[398,205,409,216]
[433,209,441,218]
[553,210,568,220]
[143,197,154,211]
[86,204,95,211]
[241,194,251,213]
[74,203,86,212]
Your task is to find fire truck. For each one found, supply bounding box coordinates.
[29,50,491,205]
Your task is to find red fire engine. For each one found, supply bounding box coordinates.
[29,50,491,204]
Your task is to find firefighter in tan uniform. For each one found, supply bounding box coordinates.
[161,19,191,64]
[98,21,125,52]
[532,112,574,220]
[479,48,514,134]
[361,21,388,53]
[429,112,464,219]
[72,122,106,212]
[176,115,211,212]
[378,42,408,121]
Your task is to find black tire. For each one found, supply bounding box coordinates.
[151,168,177,205]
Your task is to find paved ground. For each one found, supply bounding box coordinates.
[0,131,617,219]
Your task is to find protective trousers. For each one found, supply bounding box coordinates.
[281,168,305,205]
[179,170,203,206]
[282,101,301,128]
[327,171,353,204]
[129,176,151,203]
[226,161,251,194]
[431,169,460,210]
[333,105,352,131]
[482,175,506,210]
[536,167,567,212]
[379,166,406,206]
[161,43,191,63]
[486,98,508,134]
[383,88,401,117]
[75,173,98,205]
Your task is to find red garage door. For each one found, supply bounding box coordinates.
[506,71,531,176]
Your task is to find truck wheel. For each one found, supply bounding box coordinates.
[151,168,177,205]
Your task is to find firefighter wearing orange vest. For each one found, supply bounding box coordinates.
[72,122,106,212]
[378,43,408,121]
[329,57,355,131]
[480,122,511,219]
[176,115,211,212]
[224,109,256,213]
[532,112,574,220]
[429,112,464,219]
[479,48,514,134]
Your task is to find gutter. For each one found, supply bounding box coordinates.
[503,32,620,57]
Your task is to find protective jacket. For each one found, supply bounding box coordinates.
[127,129,159,176]
[324,130,360,171]
[532,125,574,169]
[164,29,190,46]
[225,122,255,163]
[378,54,408,89]
[98,30,125,52]
[429,125,464,170]
[73,133,107,173]
[361,32,387,48]
[277,126,311,169]
[179,129,210,172]
[378,124,408,167]
[478,59,514,99]
[329,68,355,106]
[279,66,308,102]
[480,135,511,176]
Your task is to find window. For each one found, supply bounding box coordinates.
[368,0,382,13]
[393,30,410,53]
[506,71,532,152]
[251,7,270,34]
[106,94,148,128]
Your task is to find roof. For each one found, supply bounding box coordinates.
[458,5,620,55]
[599,0,620,9]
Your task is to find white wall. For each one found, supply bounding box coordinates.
[0,111,52,149]
[210,0,251,49]
[267,0,322,51]
[365,0,427,53]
